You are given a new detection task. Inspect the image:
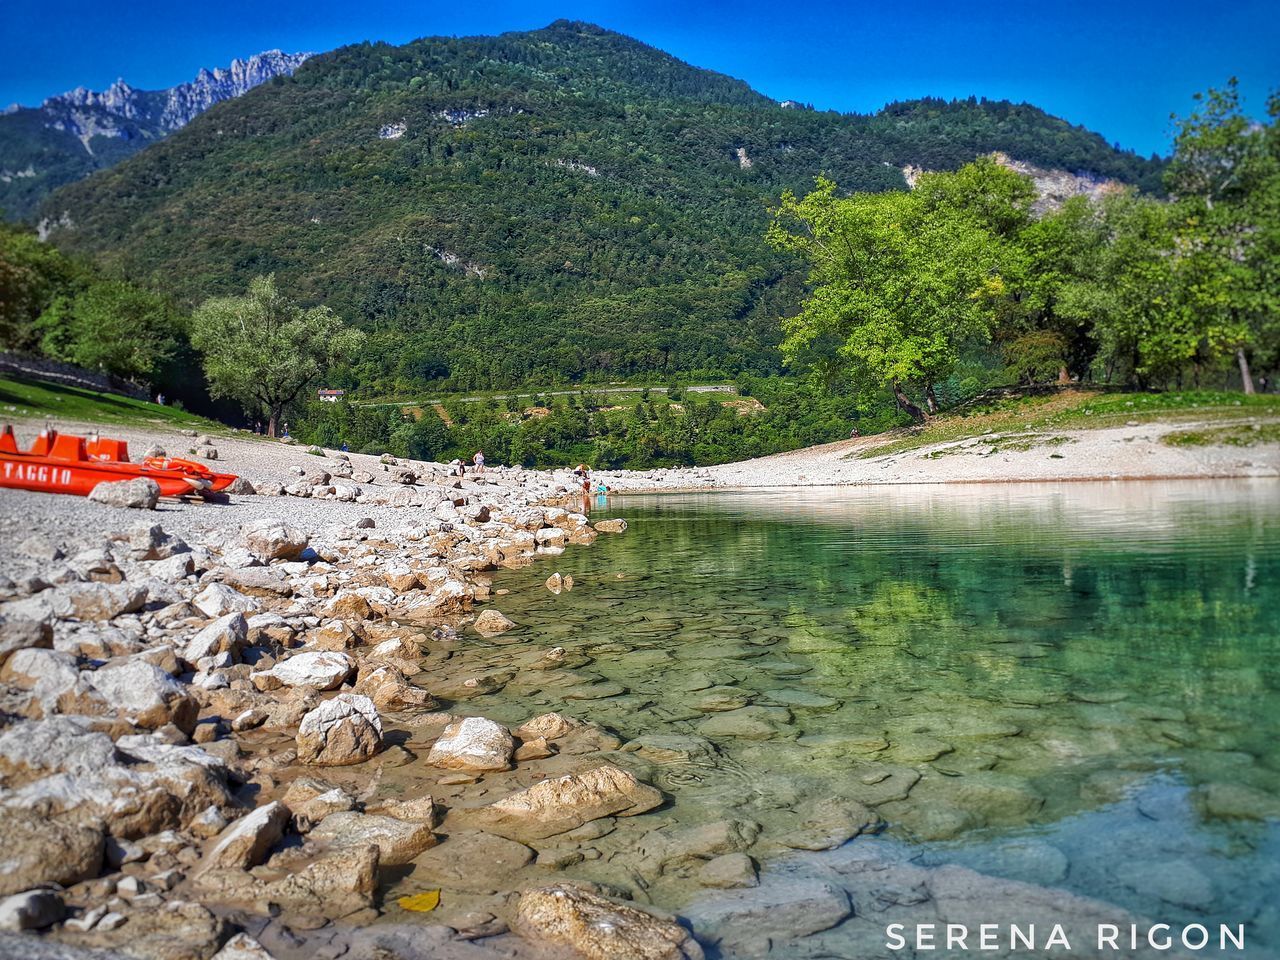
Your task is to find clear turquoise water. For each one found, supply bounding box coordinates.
[463,480,1280,952]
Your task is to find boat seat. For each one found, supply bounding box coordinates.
[87,438,130,462]
[28,430,55,456]
[48,434,88,462]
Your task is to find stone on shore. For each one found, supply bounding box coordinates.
[427,716,514,772]
[253,651,354,692]
[296,694,382,765]
[201,801,289,872]
[193,583,257,619]
[473,609,516,636]
[88,477,160,510]
[211,933,274,960]
[183,613,248,664]
[0,615,52,668]
[0,889,65,932]
[240,519,308,562]
[88,659,199,734]
[475,764,663,840]
[516,883,703,960]
[0,811,104,895]
[308,811,436,865]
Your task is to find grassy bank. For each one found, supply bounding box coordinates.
[0,376,226,432]
[855,389,1280,460]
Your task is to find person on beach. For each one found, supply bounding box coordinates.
[473,450,485,475]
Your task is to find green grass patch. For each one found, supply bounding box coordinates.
[0,376,225,431]
[1163,422,1280,448]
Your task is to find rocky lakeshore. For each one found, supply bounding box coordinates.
[0,426,1268,960]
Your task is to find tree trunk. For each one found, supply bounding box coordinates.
[1057,364,1071,385]
[924,384,939,416]
[892,382,926,422]
[267,413,278,438]
[1237,348,1255,395]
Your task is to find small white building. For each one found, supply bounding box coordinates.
[317,389,345,403]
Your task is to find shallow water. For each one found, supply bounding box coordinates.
[419,481,1280,954]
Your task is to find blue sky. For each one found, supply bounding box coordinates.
[3,0,1276,156]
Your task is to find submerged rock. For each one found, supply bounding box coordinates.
[473,609,516,636]
[474,764,663,840]
[516,883,702,960]
[309,811,436,865]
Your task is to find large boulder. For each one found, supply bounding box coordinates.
[88,478,160,510]
[295,694,382,766]
[474,764,663,840]
[426,716,514,772]
[200,801,289,872]
[0,811,104,895]
[253,651,353,691]
[308,811,436,865]
[240,519,308,562]
[516,883,702,960]
[87,659,199,734]
[25,582,148,622]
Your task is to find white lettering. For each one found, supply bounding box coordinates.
[1098,924,1119,949]
[1046,925,1071,950]
[885,924,905,950]
[1149,924,1171,950]
[917,924,935,950]
[1012,925,1035,950]
[980,925,998,950]
[946,925,967,950]
[1182,925,1209,950]
[1221,925,1245,950]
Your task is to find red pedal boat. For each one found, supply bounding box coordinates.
[0,426,238,498]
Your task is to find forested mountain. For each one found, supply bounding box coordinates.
[37,20,1164,392]
[0,51,310,221]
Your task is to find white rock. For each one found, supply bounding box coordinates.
[427,716,514,771]
[253,651,353,691]
[193,583,257,618]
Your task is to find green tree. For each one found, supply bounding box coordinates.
[35,280,180,383]
[190,274,363,435]
[769,167,1015,419]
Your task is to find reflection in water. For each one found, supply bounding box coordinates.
[427,481,1280,952]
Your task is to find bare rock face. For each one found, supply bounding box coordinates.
[426,716,514,772]
[516,883,703,960]
[88,477,160,510]
[239,519,308,562]
[474,764,663,840]
[201,800,289,871]
[253,651,353,692]
[472,609,516,636]
[0,810,104,895]
[307,811,436,865]
[87,658,199,734]
[593,518,628,534]
[295,694,382,766]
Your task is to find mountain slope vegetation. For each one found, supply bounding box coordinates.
[39,20,1164,392]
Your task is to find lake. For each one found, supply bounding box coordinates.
[401,480,1280,957]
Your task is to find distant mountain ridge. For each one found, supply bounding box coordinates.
[0,50,310,218]
[34,21,1166,391]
